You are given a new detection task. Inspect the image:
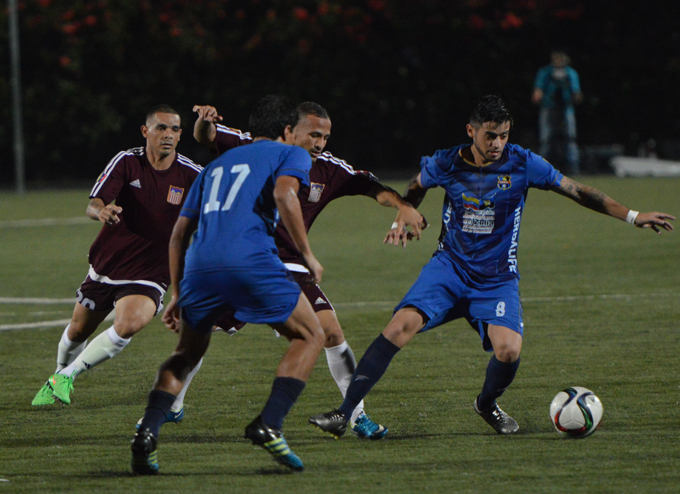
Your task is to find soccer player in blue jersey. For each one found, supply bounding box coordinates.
[131,95,325,474]
[310,94,674,437]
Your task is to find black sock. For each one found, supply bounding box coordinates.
[261,377,306,430]
[338,334,400,419]
[477,355,520,411]
[139,389,176,437]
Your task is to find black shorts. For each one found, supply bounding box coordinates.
[76,276,165,315]
[212,269,333,333]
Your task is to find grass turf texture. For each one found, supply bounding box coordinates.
[1,178,679,493]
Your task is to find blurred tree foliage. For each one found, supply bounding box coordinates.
[1,0,679,186]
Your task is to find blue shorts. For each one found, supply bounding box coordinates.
[395,252,523,351]
[179,262,301,333]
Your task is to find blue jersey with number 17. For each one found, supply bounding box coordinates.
[180,140,311,273]
[420,143,562,281]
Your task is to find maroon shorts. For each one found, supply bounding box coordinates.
[76,276,165,315]
[213,270,333,333]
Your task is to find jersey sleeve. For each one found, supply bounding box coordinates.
[526,150,563,190]
[419,149,454,189]
[180,169,206,220]
[89,151,128,204]
[276,146,311,187]
[323,154,379,198]
[214,125,253,155]
[568,67,581,93]
[533,66,549,89]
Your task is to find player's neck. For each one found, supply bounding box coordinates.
[146,147,176,170]
[463,145,491,167]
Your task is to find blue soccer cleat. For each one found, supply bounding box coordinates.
[245,415,304,472]
[351,412,388,440]
[136,406,184,430]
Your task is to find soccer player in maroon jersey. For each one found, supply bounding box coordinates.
[31,105,202,411]
[181,102,427,438]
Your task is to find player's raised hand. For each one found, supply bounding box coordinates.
[192,105,223,124]
[634,212,675,234]
[162,296,182,333]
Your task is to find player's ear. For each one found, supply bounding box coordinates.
[283,124,294,143]
[141,125,148,138]
[466,123,475,139]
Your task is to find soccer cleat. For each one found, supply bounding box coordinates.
[136,406,185,430]
[308,409,348,439]
[244,415,304,472]
[49,373,74,405]
[130,427,159,475]
[474,398,519,435]
[351,412,388,440]
[31,381,56,406]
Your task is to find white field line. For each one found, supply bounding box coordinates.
[1,292,676,331]
[0,217,91,228]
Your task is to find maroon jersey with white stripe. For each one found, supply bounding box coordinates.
[215,126,378,265]
[88,147,202,286]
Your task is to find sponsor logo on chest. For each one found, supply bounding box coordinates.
[167,185,184,205]
[308,182,325,203]
[461,192,495,234]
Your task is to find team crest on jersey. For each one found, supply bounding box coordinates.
[308,183,325,202]
[497,175,512,190]
[167,186,184,205]
[461,192,495,234]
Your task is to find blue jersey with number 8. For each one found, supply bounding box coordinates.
[180,140,311,273]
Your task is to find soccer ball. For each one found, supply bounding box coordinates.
[549,386,603,438]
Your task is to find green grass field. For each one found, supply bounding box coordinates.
[1,178,679,493]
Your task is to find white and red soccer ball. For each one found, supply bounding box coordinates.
[550,386,603,438]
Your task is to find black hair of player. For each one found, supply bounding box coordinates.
[146,104,180,123]
[249,95,297,140]
[469,95,513,130]
[293,102,330,128]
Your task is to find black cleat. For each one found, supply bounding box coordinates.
[308,409,348,439]
[245,416,304,472]
[474,398,519,435]
[130,427,159,475]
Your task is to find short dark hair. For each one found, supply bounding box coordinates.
[469,95,513,129]
[146,104,179,123]
[295,101,330,122]
[248,95,297,139]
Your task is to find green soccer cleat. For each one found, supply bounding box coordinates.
[245,416,304,472]
[49,373,74,405]
[31,381,56,406]
[131,427,159,475]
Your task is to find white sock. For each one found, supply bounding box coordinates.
[171,357,203,412]
[325,341,365,423]
[55,324,88,373]
[59,326,130,380]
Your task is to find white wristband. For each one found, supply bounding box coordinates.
[391,222,399,229]
[626,210,639,225]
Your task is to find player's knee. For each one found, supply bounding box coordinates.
[494,344,521,363]
[113,315,149,338]
[323,324,345,348]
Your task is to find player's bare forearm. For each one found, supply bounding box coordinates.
[553,176,627,219]
[403,173,428,209]
[168,216,197,296]
[274,176,323,283]
[553,176,675,234]
[192,105,221,149]
[87,198,122,225]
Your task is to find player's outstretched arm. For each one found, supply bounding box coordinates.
[366,181,427,246]
[274,175,323,284]
[552,176,675,234]
[192,105,223,150]
[384,172,430,247]
[86,197,122,225]
[162,215,199,332]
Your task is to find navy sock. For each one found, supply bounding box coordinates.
[338,334,400,419]
[260,377,306,430]
[139,389,176,437]
[477,355,520,411]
